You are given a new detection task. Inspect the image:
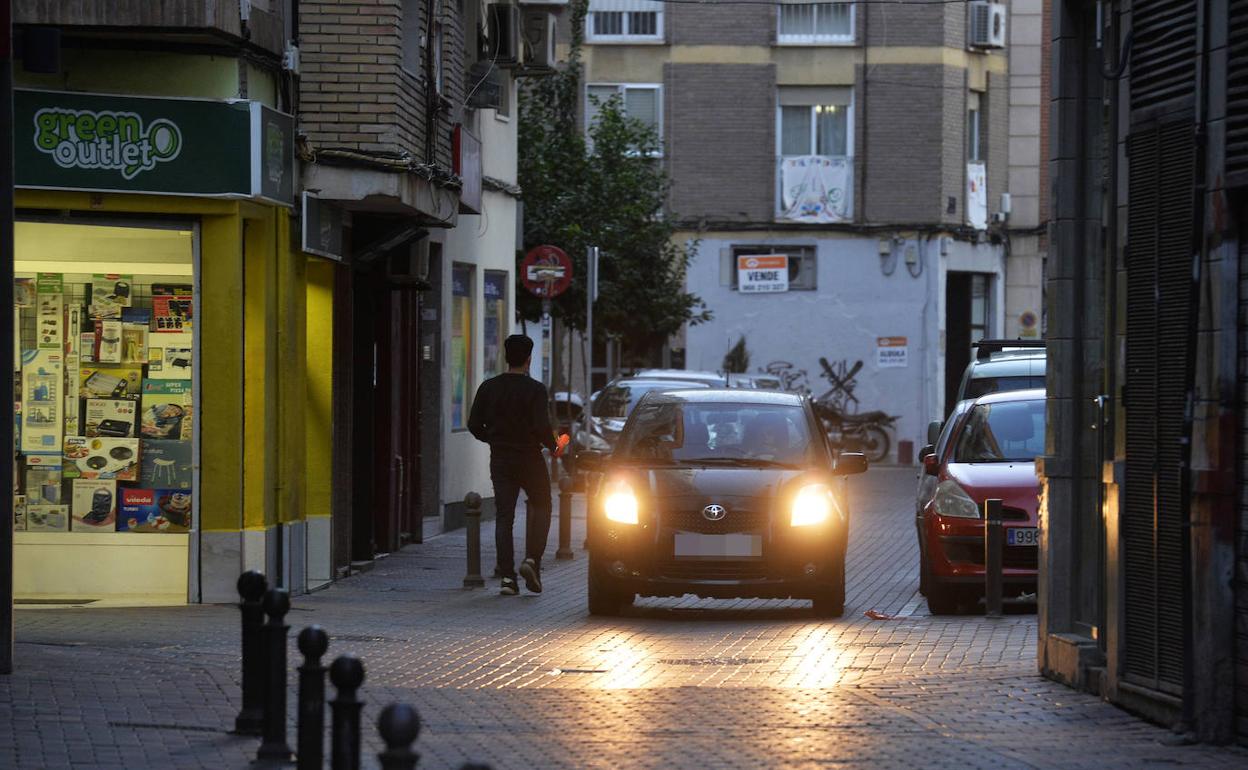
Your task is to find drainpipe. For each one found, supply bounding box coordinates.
[423,0,439,165]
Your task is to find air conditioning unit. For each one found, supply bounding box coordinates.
[488,3,522,68]
[520,10,556,75]
[969,2,1007,50]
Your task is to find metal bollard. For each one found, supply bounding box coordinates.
[257,588,294,762]
[377,703,421,770]
[463,492,485,588]
[984,498,1003,618]
[330,655,366,770]
[234,570,268,736]
[556,476,574,560]
[296,626,330,770]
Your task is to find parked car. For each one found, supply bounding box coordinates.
[954,339,1046,405]
[578,388,869,617]
[631,368,728,387]
[584,378,712,448]
[917,388,1045,614]
[726,373,784,390]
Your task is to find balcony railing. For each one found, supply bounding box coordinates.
[777,155,853,223]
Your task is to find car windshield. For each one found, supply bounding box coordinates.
[592,382,708,419]
[616,401,815,466]
[953,399,1045,463]
[964,375,1046,400]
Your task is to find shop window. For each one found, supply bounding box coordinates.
[483,270,509,379]
[451,264,475,429]
[13,221,196,541]
[731,245,818,290]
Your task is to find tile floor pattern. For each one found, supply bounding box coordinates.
[3,467,1246,768]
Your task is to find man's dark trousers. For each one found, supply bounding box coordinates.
[491,449,552,578]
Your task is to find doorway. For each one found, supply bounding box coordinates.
[945,272,991,415]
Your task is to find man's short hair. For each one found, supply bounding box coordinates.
[504,334,534,367]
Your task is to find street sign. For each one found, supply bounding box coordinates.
[521,245,573,298]
[737,255,788,293]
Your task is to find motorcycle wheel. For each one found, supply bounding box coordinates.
[860,425,891,464]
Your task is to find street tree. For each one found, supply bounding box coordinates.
[723,336,750,374]
[517,0,709,366]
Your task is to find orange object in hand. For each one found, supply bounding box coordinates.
[554,433,571,458]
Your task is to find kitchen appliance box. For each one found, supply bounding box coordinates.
[120,488,193,533]
[81,366,142,399]
[63,436,140,481]
[140,380,192,440]
[139,439,193,489]
[146,332,193,380]
[14,495,27,531]
[84,398,138,438]
[28,503,70,532]
[71,478,117,531]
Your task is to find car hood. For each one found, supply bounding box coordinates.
[946,461,1041,516]
[612,465,815,510]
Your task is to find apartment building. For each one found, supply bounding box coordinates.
[577,0,1040,451]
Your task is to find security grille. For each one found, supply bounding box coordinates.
[1129,0,1198,117]
[1123,120,1195,695]
[1228,0,1248,184]
[1236,215,1248,743]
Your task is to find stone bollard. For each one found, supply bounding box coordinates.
[556,476,574,560]
[296,626,330,770]
[257,588,294,762]
[234,570,268,736]
[330,655,365,770]
[377,703,421,770]
[463,492,485,589]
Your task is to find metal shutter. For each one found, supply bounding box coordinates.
[1229,0,1248,185]
[1123,120,1195,694]
[1130,0,1198,117]
[1237,224,1248,744]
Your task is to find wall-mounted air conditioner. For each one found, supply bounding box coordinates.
[969,2,1007,50]
[488,3,523,68]
[520,10,556,75]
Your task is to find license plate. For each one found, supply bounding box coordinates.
[1007,527,1039,546]
[673,533,762,559]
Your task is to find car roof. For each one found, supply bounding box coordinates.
[632,368,727,383]
[970,355,1047,378]
[609,378,712,389]
[972,387,1046,406]
[640,388,806,406]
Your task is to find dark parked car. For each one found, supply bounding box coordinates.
[579,389,868,617]
[586,378,711,448]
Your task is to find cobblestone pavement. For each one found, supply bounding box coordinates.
[3,467,1247,768]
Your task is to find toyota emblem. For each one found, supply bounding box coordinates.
[702,504,727,521]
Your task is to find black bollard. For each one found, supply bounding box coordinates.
[257,588,294,763]
[377,703,421,770]
[556,476,574,560]
[984,498,1004,618]
[330,655,366,770]
[296,626,330,770]
[235,570,268,735]
[463,492,485,588]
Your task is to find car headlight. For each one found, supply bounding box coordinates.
[603,482,639,525]
[932,479,980,518]
[791,483,835,527]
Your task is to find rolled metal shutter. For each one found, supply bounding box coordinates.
[1238,222,1248,744]
[1228,0,1248,185]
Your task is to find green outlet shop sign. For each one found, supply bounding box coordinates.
[15,89,294,205]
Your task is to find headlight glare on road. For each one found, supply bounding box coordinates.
[791,484,834,527]
[932,480,981,518]
[604,483,639,525]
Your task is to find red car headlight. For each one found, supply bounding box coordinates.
[932,480,980,518]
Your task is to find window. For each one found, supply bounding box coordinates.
[732,245,817,291]
[617,401,818,467]
[778,87,852,157]
[401,0,423,74]
[953,399,1046,464]
[586,83,662,151]
[967,91,983,161]
[587,1,664,42]
[450,264,474,430]
[482,271,509,379]
[778,2,854,44]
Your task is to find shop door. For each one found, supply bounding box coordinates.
[374,281,419,553]
[944,273,990,415]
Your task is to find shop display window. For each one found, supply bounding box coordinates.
[12,221,196,535]
[482,270,508,380]
[450,264,474,429]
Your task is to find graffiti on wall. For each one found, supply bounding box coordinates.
[760,361,811,395]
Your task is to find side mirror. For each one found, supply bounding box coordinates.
[926,420,942,446]
[576,449,607,473]
[923,453,941,477]
[918,444,935,461]
[834,452,868,476]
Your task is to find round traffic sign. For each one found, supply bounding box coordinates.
[521,245,573,298]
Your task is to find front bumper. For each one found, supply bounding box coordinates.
[923,512,1038,586]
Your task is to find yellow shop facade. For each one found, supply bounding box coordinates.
[11,87,333,605]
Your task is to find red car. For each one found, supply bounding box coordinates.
[918,388,1045,613]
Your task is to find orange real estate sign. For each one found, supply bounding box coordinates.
[737,255,789,293]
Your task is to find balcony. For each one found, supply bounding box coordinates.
[777,155,854,223]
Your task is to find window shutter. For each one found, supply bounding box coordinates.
[1227,0,1248,184]
[1130,0,1198,117]
[624,87,658,132]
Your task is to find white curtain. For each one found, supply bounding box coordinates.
[781,156,852,223]
[966,161,987,230]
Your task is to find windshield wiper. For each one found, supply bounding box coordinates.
[679,457,800,469]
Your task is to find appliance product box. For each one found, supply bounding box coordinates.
[139,439,193,489]
[71,479,116,530]
[24,466,63,504]
[91,274,134,308]
[146,332,193,380]
[152,285,193,334]
[63,436,140,481]
[28,504,69,532]
[81,366,142,399]
[84,398,137,438]
[120,488,192,533]
[14,495,26,531]
[141,380,192,440]
[122,324,148,365]
[20,348,63,454]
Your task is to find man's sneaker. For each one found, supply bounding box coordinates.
[500,577,519,596]
[519,559,543,594]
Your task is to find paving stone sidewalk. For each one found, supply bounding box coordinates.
[2,467,1246,769]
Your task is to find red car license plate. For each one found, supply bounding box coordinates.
[1007,527,1039,546]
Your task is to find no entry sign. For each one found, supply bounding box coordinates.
[522,245,573,298]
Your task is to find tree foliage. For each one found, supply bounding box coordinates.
[517,0,709,356]
[722,336,750,374]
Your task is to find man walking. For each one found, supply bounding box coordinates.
[468,334,558,595]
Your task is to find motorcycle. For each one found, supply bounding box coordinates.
[812,399,897,464]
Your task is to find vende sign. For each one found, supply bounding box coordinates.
[737,255,789,293]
